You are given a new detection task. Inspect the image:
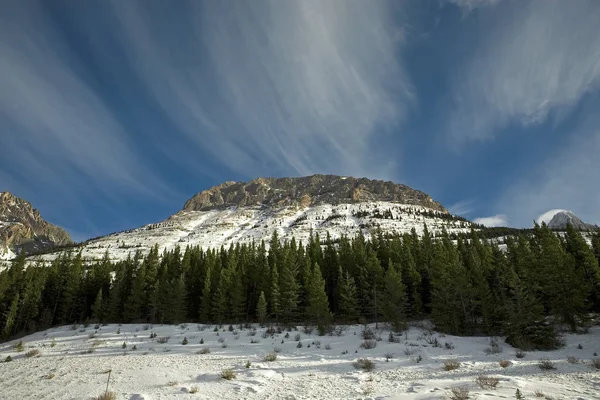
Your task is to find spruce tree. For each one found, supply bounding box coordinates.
[269,264,280,321]
[256,291,268,325]
[91,289,104,323]
[382,261,407,332]
[211,268,228,325]
[229,269,246,323]
[336,266,358,322]
[306,263,331,325]
[278,253,299,322]
[564,224,600,313]
[2,293,19,339]
[200,262,212,322]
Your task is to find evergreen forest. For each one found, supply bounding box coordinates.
[2,223,600,350]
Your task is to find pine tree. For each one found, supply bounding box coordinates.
[382,261,407,332]
[278,253,299,322]
[305,263,331,325]
[200,261,212,322]
[123,261,146,322]
[2,293,19,339]
[337,266,358,322]
[211,268,228,325]
[256,291,268,325]
[269,264,280,320]
[564,224,600,313]
[91,289,104,323]
[229,268,246,322]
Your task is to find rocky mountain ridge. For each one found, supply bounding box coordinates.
[183,175,446,213]
[0,192,72,259]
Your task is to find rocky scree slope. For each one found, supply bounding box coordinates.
[0,192,71,259]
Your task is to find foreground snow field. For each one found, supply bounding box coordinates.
[0,323,599,400]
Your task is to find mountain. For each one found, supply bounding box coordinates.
[184,175,446,212]
[546,210,598,231]
[0,192,72,259]
[30,175,471,262]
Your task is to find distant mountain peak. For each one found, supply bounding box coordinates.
[0,192,72,259]
[183,174,446,213]
[545,210,597,231]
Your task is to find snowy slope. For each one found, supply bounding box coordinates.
[31,202,471,262]
[0,247,15,261]
[1,322,598,399]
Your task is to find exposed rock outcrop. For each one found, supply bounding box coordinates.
[183,175,446,213]
[0,192,72,258]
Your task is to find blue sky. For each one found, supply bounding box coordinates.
[1,0,600,241]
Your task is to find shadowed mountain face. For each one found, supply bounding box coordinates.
[183,174,446,213]
[546,210,598,231]
[0,192,71,258]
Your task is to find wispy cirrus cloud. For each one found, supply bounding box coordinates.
[0,2,171,201]
[442,0,600,227]
[109,0,411,180]
[448,199,474,216]
[445,0,600,143]
[446,0,503,12]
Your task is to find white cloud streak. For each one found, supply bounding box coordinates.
[448,199,474,216]
[473,214,507,227]
[446,0,600,143]
[0,2,167,200]
[446,0,503,12]
[109,0,411,180]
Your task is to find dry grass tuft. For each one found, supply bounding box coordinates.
[538,357,556,371]
[263,352,277,362]
[166,380,178,386]
[475,375,500,389]
[447,386,470,400]
[94,392,116,400]
[353,358,375,372]
[25,349,40,358]
[360,339,377,349]
[197,347,210,355]
[220,369,236,380]
[443,360,460,371]
[499,359,512,368]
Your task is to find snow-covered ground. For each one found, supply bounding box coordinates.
[31,202,471,263]
[1,323,599,399]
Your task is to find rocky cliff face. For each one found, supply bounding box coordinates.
[546,210,597,231]
[183,175,446,213]
[0,192,72,258]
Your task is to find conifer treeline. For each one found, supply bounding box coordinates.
[1,224,600,348]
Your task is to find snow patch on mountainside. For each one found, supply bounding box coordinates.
[31,201,471,262]
[0,247,15,261]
